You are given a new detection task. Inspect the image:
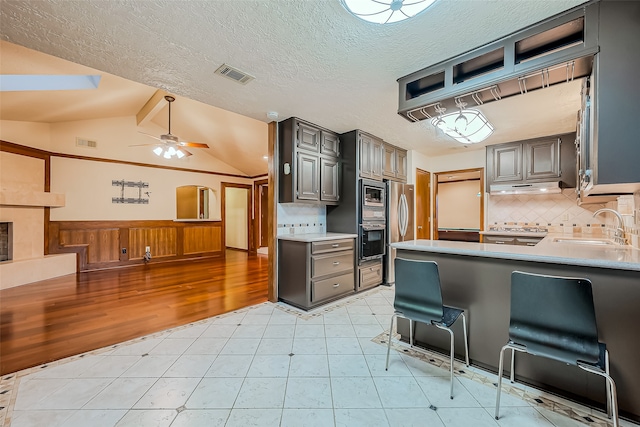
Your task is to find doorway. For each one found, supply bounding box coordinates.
[221,183,252,251]
[415,168,431,239]
[433,168,484,241]
[253,178,269,255]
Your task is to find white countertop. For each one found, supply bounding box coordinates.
[479,230,548,238]
[392,234,640,271]
[277,232,357,242]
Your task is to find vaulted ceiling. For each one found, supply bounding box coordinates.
[0,0,586,175]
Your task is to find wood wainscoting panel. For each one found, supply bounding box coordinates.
[58,228,120,263]
[183,225,222,255]
[49,220,223,271]
[129,227,177,259]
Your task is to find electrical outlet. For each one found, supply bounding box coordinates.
[145,246,150,252]
[561,213,569,221]
[121,248,127,254]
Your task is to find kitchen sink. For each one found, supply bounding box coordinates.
[551,237,617,246]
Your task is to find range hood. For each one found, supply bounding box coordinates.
[490,182,561,195]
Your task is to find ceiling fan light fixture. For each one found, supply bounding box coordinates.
[340,0,438,24]
[163,150,172,159]
[176,150,185,159]
[153,146,163,156]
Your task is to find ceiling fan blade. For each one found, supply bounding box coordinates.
[128,143,160,147]
[181,148,193,157]
[138,131,164,142]
[179,142,209,148]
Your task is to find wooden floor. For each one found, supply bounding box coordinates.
[0,251,269,375]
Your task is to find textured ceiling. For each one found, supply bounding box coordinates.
[0,0,587,171]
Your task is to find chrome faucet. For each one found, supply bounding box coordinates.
[593,208,626,245]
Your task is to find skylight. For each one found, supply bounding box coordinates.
[340,0,438,24]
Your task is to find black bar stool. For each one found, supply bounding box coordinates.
[386,257,469,399]
[495,271,618,427]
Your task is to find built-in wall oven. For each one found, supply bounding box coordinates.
[360,179,386,261]
[360,223,385,260]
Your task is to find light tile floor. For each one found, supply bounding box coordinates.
[1,287,637,427]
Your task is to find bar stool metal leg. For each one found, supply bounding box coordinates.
[605,350,612,418]
[461,312,470,367]
[385,314,396,371]
[495,344,510,420]
[510,349,515,383]
[409,319,414,348]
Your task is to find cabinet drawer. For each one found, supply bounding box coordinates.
[312,272,354,302]
[516,237,543,246]
[312,252,353,278]
[312,239,354,254]
[359,263,382,289]
[483,235,516,245]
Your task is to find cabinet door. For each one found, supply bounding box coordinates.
[492,144,523,183]
[296,122,321,153]
[525,138,560,181]
[320,157,340,203]
[395,149,407,182]
[383,144,396,178]
[320,131,340,157]
[297,153,319,201]
[359,135,372,178]
[371,138,384,181]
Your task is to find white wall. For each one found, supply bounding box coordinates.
[0,120,52,150]
[50,157,250,221]
[225,187,248,250]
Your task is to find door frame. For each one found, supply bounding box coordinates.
[433,168,484,240]
[221,182,253,252]
[253,178,268,253]
[415,168,431,239]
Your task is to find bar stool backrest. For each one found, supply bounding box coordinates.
[394,258,444,324]
[509,271,600,365]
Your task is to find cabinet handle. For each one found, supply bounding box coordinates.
[496,241,505,244]
[526,243,536,246]
[333,261,340,265]
[331,243,339,248]
[333,284,340,288]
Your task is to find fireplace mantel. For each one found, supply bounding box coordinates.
[0,190,65,207]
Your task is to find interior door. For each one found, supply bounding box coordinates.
[416,169,431,239]
[260,184,268,247]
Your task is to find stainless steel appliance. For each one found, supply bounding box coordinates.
[360,222,385,260]
[359,179,386,261]
[384,181,414,285]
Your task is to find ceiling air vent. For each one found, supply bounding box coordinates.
[214,63,255,85]
[76,137,97,148]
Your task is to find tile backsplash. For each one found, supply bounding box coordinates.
[488,189,640,248]
[488,189,607,229]
[277,203,326,235]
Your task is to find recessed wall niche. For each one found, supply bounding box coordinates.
[176,186,215,219]
[0,222,12,262]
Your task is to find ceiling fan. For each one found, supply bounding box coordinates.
[131,95,209,158]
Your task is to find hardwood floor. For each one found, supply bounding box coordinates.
[0,251,268,375]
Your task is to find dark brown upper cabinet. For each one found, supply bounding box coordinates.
[279,117,341,205]
[486,133,576,191]
[398,4,599,123]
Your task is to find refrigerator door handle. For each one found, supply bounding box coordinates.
[399,193,408,237]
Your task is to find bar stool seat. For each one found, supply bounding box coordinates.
[386,257,469,399]
[495,271,619,427]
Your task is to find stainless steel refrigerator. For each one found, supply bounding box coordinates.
[384,181,414,286]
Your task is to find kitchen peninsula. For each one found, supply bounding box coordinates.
[391,237,640,422]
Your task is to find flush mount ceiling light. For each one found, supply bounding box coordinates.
[431,109,494,144]
[340,0,437,24]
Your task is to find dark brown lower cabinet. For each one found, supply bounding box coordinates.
[278,237,355,310]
